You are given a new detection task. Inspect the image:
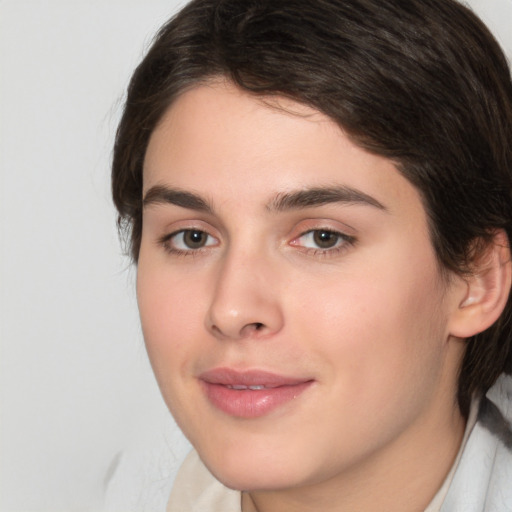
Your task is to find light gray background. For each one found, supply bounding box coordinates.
[0,1,511,511]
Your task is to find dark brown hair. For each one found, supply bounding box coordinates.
[112,0,512,415]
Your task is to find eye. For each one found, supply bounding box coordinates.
[291,229,354,251]
[162,229,217,253]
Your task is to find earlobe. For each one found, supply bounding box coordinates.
[449,230,512,339]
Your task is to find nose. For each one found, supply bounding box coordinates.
[205,249,284,341]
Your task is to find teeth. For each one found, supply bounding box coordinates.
[227,384,266,390]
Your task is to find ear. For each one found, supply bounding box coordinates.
[449,230,512,339]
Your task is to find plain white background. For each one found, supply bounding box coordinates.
[0,1,511,511]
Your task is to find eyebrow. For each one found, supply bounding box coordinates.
[267,186,387,212]
[143,185,214,213]
[142,184,387,214]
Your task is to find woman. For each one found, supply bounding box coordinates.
[112,0,512,510]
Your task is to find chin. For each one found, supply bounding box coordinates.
[210,465,296,492]
[199,445,312,492]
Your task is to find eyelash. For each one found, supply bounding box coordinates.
[159,229,218,257]
[290,228,356,257]
[158,228,356,258]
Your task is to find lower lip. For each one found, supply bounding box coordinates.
[201,381,313,418]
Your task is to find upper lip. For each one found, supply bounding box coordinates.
[199,367,313,388]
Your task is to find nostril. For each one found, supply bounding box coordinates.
[254,323,264,330]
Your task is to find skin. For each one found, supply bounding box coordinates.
[138,81,471,512]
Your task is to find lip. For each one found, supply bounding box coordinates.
[199,368,314,418]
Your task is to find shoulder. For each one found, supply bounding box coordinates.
[441,373,512,511]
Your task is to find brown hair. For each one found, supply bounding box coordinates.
[112,0,512,416]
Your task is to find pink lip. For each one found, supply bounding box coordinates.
[199,368,314,418]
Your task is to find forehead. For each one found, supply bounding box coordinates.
[144,82,337,184]
[143,81,425,222]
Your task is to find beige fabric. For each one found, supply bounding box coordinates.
[166,450,241,512]
[167,399,479,512]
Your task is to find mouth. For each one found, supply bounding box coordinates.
[199,368,314,418]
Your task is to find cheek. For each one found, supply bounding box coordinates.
[294,256,448,395]
[288,262,450,463]
[136,264,206,382]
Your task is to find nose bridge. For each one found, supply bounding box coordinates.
[206,242,284,340]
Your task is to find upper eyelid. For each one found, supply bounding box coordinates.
[291,219,356,238]
[157,219,220,237]
[163,227,218,242]
[292,228,355,244]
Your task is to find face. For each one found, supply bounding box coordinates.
[138,82,465,494]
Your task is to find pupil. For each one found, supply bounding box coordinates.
[184,230,206,248]
[313,230,338,248]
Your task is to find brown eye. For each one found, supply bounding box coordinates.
[312,230,340,249]
[183,230,209,249]
[163,229,217,253]
[291,228,355,254]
